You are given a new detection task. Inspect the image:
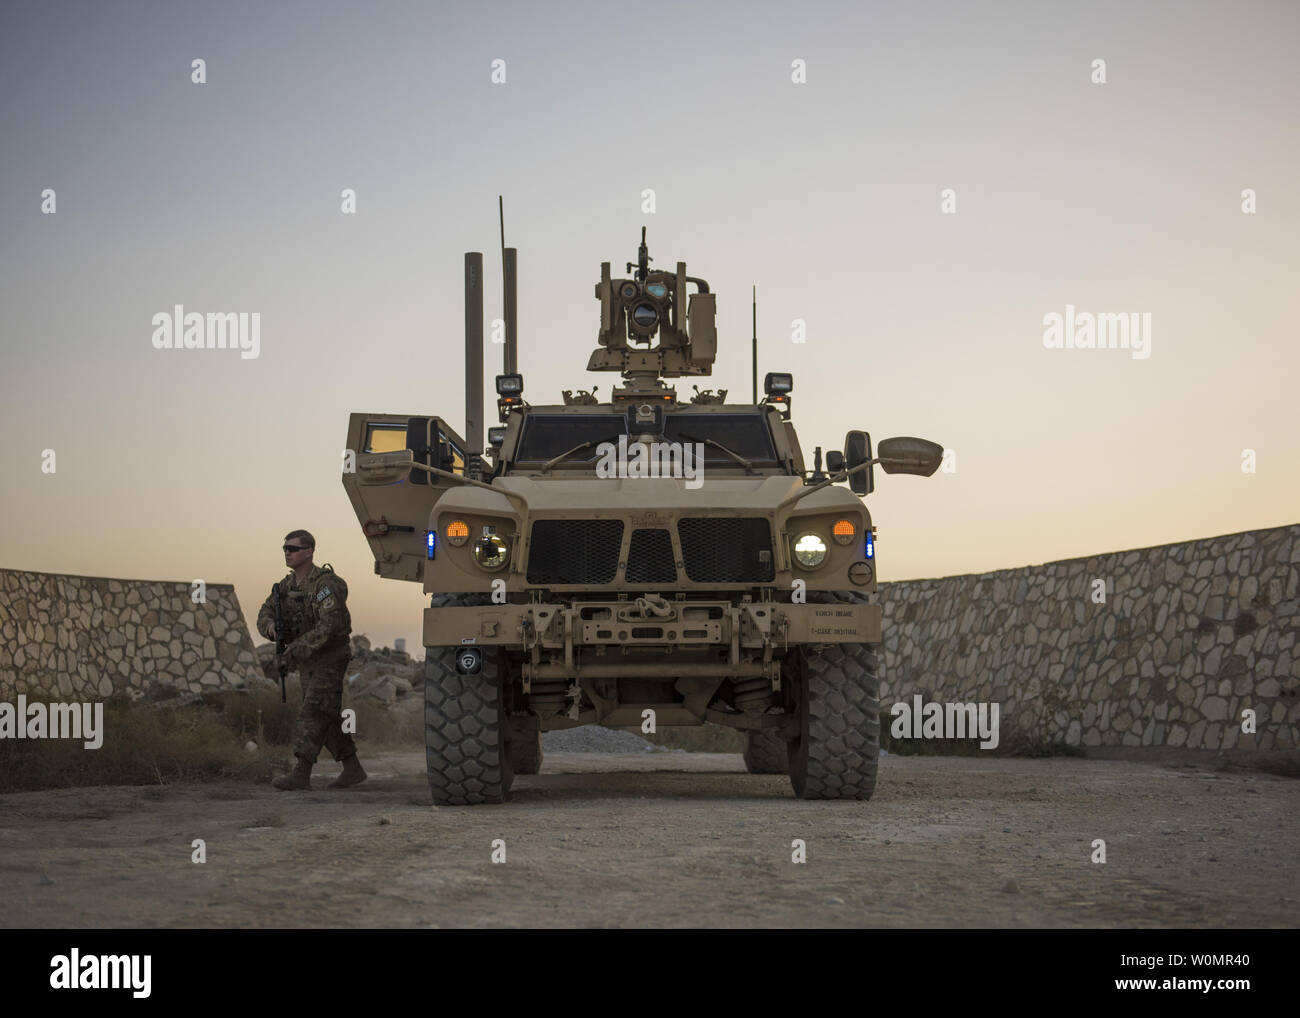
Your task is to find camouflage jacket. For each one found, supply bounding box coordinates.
[256,564,351,662]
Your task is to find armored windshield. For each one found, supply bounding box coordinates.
[664,413,778,465]
[515,414,628,462]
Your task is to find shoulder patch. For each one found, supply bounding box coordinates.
[317,587,331,602]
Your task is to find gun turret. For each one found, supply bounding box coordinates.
[588,228,717,392]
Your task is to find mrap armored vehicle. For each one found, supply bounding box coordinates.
[344,229,941,805]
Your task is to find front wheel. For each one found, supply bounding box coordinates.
[423,594,512,805]
[786,638,881,800]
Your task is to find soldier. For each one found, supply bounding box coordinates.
[256,530,367,790]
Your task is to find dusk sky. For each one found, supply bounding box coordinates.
[2,0,1297,649]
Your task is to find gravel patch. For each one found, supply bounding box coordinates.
[7,753,1297,927]
[543,727,658,754]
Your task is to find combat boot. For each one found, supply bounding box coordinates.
[272,757,313,790]
[329,754,367,789]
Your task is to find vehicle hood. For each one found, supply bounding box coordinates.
[437,475,863,517]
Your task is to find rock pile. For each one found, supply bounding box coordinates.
[253,634,421,705]
[344,635,421,704]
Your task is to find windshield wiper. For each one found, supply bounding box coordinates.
[538,434,622,473]
[676,432,755,474]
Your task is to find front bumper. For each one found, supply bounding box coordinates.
[424,599,881,651]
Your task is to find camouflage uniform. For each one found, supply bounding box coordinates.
[256,564,356,765]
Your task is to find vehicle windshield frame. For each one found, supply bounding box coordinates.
[508,408,787,474]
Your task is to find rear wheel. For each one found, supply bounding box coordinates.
[424,594,511,805]
[743,729,788,774]
[507,729,544,775]
[786,594,880,800]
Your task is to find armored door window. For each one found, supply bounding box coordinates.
[363,423,407,453]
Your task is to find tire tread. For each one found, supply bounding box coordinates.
[424,593,510,805]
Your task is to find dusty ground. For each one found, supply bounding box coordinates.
[1,751,1296,928]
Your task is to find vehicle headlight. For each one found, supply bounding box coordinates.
[793,532,827,568]
[473,534,509,571]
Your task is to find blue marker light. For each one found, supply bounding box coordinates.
[864,530,874,559]
[426,530,437,560]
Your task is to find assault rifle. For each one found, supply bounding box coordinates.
[272,583,288,703]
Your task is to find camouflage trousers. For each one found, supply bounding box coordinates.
[291,649,357,765]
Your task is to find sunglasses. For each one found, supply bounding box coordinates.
[283,544,311,553]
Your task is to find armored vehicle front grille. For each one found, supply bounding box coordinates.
[527,520,623,584]
[625,528,676,583]
[677,517,775,583]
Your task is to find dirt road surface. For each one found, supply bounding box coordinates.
[2,752,1296,927]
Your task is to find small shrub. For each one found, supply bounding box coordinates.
[0,695,279,792]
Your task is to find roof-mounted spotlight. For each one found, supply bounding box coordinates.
[764,372,793,396]
[487,425,506,448]
[496,374,525,422]
[762,371,793,417]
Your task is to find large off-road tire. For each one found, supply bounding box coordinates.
[743,729,788,774]
[507,730,543,775]
[786,592,881,800]
[424,594,512,805]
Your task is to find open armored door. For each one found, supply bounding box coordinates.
[342,413,472,583]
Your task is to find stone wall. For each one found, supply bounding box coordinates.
[0,569,263,700]
[877,524,1300,751]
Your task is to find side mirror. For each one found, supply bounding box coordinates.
[877,437,944,476]
[357,449,414,486]
[825,450,844,473]
[844,431,873,495]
